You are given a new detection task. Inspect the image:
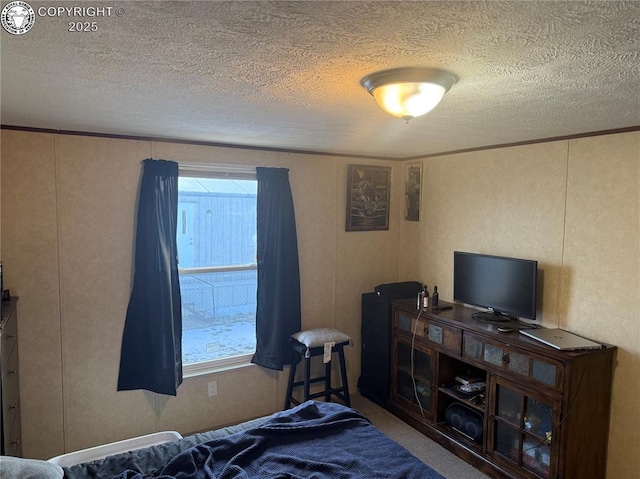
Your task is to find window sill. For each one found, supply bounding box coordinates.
[183,353,255,378]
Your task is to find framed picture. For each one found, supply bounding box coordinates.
[404,162,422,221]
[346,164,391,231]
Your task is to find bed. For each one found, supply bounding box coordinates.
[22,400,447,479]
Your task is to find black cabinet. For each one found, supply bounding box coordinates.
[358,282,422,406]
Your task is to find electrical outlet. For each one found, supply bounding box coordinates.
[208,380,218,397]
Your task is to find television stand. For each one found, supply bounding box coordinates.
[388,299,616,479]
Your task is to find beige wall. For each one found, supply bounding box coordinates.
[0,130,402,458]
[399,131,640,479]
[1,129,638,479]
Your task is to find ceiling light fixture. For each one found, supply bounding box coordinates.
[360,67,457,121]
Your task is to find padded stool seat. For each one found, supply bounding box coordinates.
[284,328,351,409]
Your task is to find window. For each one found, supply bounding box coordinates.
[177,167,257,375]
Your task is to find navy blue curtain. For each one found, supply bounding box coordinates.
[117,159,183,396]
[252,167,302,370]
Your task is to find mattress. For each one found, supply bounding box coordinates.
[62,401,445,479]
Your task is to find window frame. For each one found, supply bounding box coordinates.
[178,164,258,377]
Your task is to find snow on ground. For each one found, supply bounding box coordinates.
[182,317,256,364]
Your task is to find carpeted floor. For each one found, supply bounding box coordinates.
[350,393,490,479]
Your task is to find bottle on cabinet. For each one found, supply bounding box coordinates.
[432,285,439,307]
[417,285,429,310]
[422,285,429,309]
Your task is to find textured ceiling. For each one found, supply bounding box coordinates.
[1,1,639,159]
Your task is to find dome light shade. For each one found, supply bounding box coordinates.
[361,67,457,121]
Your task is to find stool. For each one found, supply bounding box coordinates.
[284,328,351,409]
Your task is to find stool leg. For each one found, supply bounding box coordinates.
[304,356,311,402]
[285,361,298,409]
[338,347,351,407]
[325,359,332,402]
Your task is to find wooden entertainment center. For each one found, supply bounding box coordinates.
[388,299,616,479]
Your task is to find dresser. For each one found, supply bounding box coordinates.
[1,297,21,456]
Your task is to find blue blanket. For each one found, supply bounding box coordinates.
[111,401,444,479]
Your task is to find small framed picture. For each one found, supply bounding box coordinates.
[345,164,391,231]
[404,162,422,221]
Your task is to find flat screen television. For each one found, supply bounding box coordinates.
[453,251,538,321]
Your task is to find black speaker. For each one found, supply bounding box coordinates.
[445,403,484,442]
[358,293,392,406]
[358,282,423,407]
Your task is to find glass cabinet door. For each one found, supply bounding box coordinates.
[489,376,559,479]
[393,337,434,418]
